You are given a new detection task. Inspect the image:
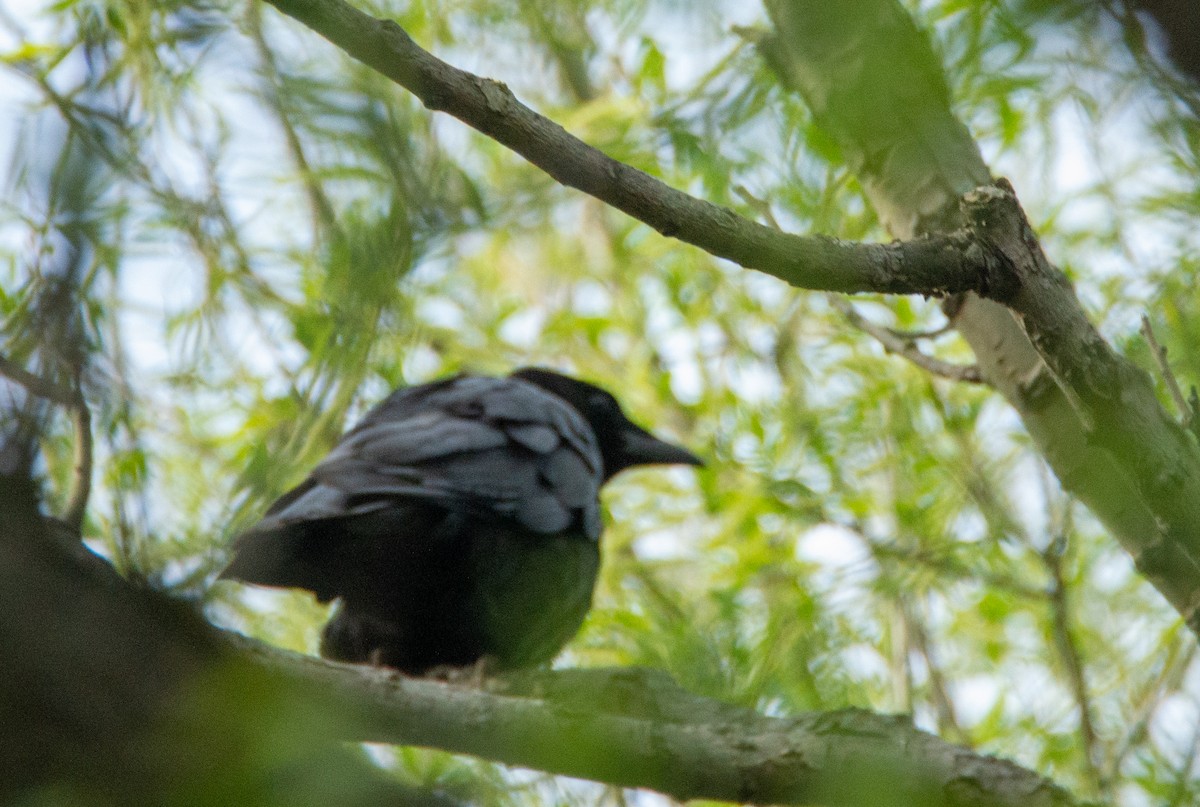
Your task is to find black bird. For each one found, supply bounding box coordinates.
[220,367,701,674]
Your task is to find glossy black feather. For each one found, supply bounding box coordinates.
[220,368,700,673]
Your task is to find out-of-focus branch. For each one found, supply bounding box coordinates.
[0,354,76,405]
[1106,639,1196,782]
[62,391,92,535]
[0,455,458,807]
[245,1,339,238]
[901,601,967,746]
[1124,0,1200,86]
[0,355,92,537]
[1043,537,1102,795]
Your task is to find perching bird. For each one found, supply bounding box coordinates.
[220,367,701,674]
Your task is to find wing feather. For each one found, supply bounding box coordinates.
[251,374,602,538]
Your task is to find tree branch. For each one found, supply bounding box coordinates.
[257,0,1006,299]
[1123,0,1200,86]
[244,641,1079,807]
[3,472,1080,807]
[901,600,967,746]
[62,393,92,536]
[0,354,92,536]
[0,353,76,406]
[1139,314,1189,421]
[246,0,340,239]
[831,297,984,383]
[959,182,1200,633]
[760,0,1200,639]
[0,454,457,806]
[1043,537,1101,794]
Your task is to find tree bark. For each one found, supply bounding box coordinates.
[760,0,1200,635]
[0,447,451,807]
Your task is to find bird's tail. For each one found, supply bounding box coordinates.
[218,523,335,600]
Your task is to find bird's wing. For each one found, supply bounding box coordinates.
[254,375,604,539]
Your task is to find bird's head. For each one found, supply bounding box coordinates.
[512,367,703,480]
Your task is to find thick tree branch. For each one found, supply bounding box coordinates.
[0,451,447,807]
[2,463,1079,807]
[761,0,1200,638]
[959,182,1200,631]
[258,0,1010,299]
[240,640,1078,807]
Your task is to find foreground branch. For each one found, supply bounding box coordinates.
[2,463,1077,807]
[259,0,1008,299]
[239,639,1075,807]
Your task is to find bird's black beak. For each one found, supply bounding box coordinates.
[620,425,703,468]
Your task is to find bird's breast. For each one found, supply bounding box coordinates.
[466,527,601,668]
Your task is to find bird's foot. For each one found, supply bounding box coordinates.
[424,655,500,687]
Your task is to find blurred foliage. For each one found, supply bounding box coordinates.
[2,0,1200,805]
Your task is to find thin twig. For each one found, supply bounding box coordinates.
[246,1,339,238]
[517,0,596,104]
[831,298,984,383]
[1106,637,1196,783]
[733,185,783,231]
[1140,315,1190,422]
[62,390,92,537]
[902,600,967,746]
[0,353,77,405]
[890,602,913,713]
[0,355,94,537]
[1044,538,1102,795]
[1167,709,1200,807]
[866,540,1048,600]
[884,322,954,341]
